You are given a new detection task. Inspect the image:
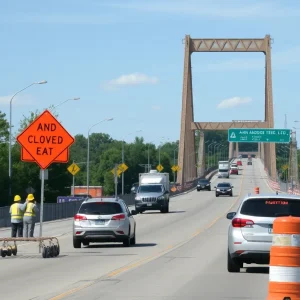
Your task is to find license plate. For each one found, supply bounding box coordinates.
[268,225,273,234]
[201,186,205,188]
[95,220,105,225]
[147,203,152,206]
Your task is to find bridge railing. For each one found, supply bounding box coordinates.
[264,166,300,196]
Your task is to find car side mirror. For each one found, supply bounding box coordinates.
[231,186,234,188]
[131,210,137,215]
[226,212,236,220]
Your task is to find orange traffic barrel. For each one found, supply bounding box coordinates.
[267,216,300,299]
[254,187,259,194]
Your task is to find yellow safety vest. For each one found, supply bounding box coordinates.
[24,202,36,217]
[11,203,23,220]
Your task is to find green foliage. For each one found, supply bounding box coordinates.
[0,109,281,205]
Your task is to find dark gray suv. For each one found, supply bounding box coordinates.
[215,182,233,197]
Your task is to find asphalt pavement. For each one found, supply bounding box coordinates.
[0,158,276,300]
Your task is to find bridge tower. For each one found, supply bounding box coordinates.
[177,35,276,185]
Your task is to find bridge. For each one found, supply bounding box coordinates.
[177,35,278,185]
[1,34,299,300]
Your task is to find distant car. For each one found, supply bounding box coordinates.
[237,160,242,166]
[73,197,137,248]
[197,179,211,191]
[215,182,233,197]
[226,194,300,273]
[230,167,239,175]
[247,161,252,165]
[230,163,238,168]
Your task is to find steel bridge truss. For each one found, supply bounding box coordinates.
[177,35,276,184]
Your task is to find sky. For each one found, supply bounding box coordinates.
[1,0,300,146]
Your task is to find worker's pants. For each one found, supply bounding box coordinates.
[23,217,36,237]
[11,222,23,237]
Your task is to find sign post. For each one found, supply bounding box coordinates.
[16,110,74,251]
[228,128,291,143]
[40,168,44,252]
[67,162,80,196]
[114,164,118,198]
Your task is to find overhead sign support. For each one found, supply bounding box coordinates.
[17,110,75,248]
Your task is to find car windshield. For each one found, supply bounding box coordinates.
[240,198,300,217]
[198,180,209,184]
[219,169,228,172]
[138,185,163,193]
[217,183,231,188]
[79,202,123,215]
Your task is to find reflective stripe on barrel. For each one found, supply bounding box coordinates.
[268,216,300,300]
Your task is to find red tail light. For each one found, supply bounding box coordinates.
[232,218,254,228]
[111,214,125,220]
[74,214,87,221]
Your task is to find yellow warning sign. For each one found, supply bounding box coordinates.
[171,165,181,172]
[67,163,80,176]
[119,163,128,172]
[156,164,164,172]
[111,168,122,177]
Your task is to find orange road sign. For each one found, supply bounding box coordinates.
[21,147,69,163]
[17,109,74,169]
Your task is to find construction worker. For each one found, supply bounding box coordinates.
[23,194,39,238]
[9,195,25,237]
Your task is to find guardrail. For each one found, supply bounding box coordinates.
[264,165,300,196]
[0,164,226,229]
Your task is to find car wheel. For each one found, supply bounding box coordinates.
[227,250,241,273]
[82,241,89,247]
[130,228,136,245]
[216,194,219,197]
[230,193,233,197]
[123,227,131,247]
[73,238,81,249]
[209,188,211,191]
[161,203,169,213]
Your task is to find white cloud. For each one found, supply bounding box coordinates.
[217,97,252,109]
[101,1,300,18]
[152,105,161,110]
[0,94,35,106]
[103,73,158,90]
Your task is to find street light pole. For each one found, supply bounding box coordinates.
[207,142,216,169]
[8,80,47,197]
[87,118,114,196]
[121,130,142,195]
[52,97,80,109]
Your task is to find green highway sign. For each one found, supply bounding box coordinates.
[228,128,291,143]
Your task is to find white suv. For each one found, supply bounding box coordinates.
[73,197,137,248]
[227,194,300,272]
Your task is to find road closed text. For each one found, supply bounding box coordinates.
[28,123,64,155]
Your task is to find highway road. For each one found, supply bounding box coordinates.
[0,158,276,300]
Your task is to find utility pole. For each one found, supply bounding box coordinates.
[284,114,287,129]
[114,164,118,198]
[121,141,124,195]
[288,131,298,191]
